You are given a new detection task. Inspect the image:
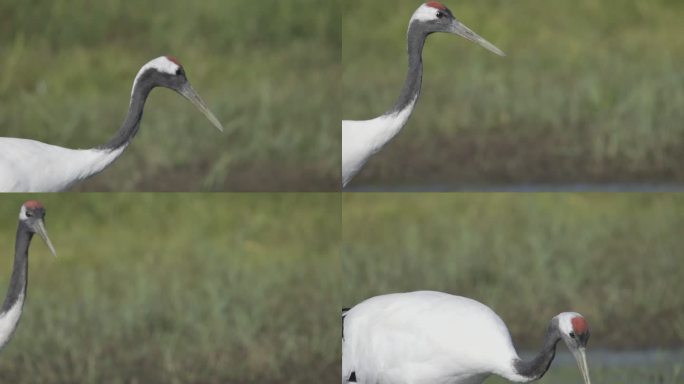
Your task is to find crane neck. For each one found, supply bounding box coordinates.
[343,21,428,185]
[1,224,31,315]
[386,21,427,116]
[512,320,562,382]
[99,78,155,151]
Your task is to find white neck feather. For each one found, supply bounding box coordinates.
[368,98,418,155]
[0,293,24,350]
[342,97,418,186]
[0,138,130,192]
[57,146,128,191]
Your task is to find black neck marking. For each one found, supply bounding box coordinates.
[386,21,431,115]
[99,69,161,151]
[1,223,33,314]
[513,318,562,381]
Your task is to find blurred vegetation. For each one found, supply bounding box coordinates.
[0,194,339,383]
[343,0,684,188]
[0,0,340,191]
[342,193,684,350]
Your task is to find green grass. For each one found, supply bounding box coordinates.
[343,0,684,187]
[0,0,340,191]
[342,193,684,350]
[0,194,339,383]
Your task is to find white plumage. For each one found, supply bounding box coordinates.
[0,294,24,348]
[131,56,180,94]
[0,139,125,192]
[343,291,526,384]
[343,291,592,384]
[342,96,417,187]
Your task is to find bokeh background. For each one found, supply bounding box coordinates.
[343,0,684,190]
[0,194,339,383]
[0,0,340,191]
[343,193,683,383]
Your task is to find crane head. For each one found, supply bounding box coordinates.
[411,2,505,56]
[133,56,224,132]
[19,200,57,257]
[556,312,592,384]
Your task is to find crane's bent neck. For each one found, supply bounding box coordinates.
[0,224,31,349]
[99,77,155,151]
[25,80,151,189]
[67,76,157,186]
[509,320,562,382]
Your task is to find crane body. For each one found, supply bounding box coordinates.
[343,291,591,384]
[0,141,125,192]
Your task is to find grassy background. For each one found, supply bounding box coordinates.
[343,0,684,188]
[342,193,684,350]
[0,194,339,383]
[0,0,340,191]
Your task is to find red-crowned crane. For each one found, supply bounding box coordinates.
[0,200,56,350]
[342,2,505,187]
[0,56,223,192]
[342,291,591,384]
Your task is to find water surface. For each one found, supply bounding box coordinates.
[346,183,684,193]
[488,349,683,384]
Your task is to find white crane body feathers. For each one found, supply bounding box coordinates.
[343,291,529,384]
[0,293,24,349]
[342,97,417,187]
[0,138,125,192]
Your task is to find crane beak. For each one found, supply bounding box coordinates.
[34,219,57,257]
[571,347,592,384]
[449,21,506,57]
[178,83,224,132]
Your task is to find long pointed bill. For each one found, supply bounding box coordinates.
[571,347,592,384]
[178,83,224,132]
[450,21,506,57]
[34,219,56,257]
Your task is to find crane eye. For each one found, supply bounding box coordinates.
[175,68,183,76]
[436,11,445,18]
[25,211,33,218]
[569,332,576,339]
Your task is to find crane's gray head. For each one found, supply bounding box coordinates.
[132,56,224,132]
[555,312,592,384]
[19,200,56,257]
[410,2,505,56]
